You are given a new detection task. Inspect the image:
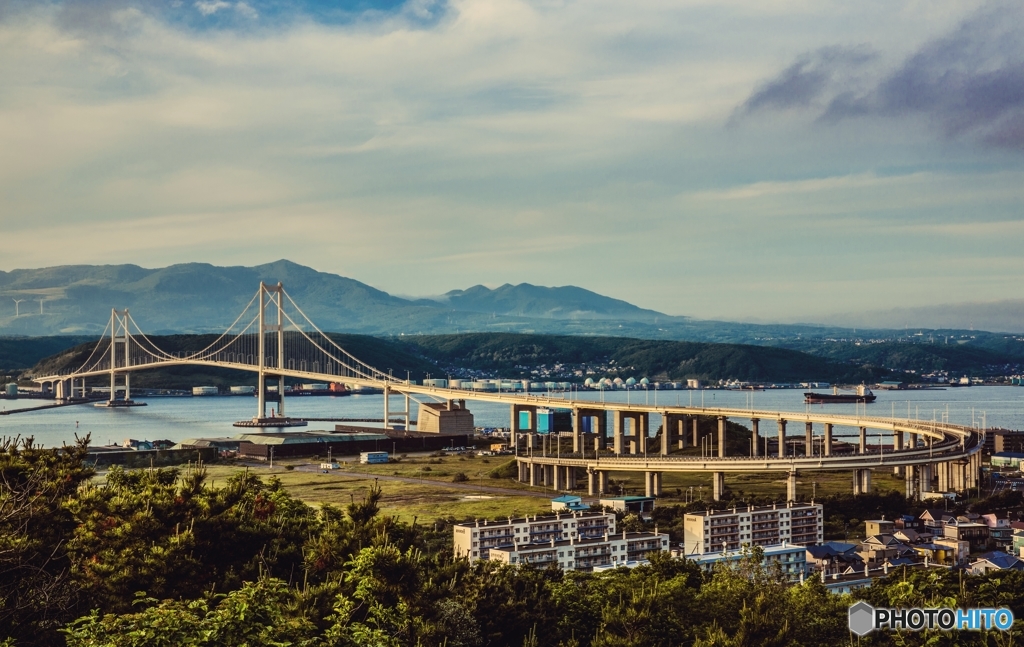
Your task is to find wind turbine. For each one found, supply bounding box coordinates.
[12,298,24,317]
[37,298,44,314]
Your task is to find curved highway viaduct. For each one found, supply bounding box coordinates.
[503,402,983,502]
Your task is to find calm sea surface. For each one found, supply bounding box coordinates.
[2,386,1023,448]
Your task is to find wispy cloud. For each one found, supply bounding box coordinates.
[737,2,1024,149]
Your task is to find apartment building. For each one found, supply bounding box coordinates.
[676,541,810,582]
[453,511,617,562]
[682,502,823,556]
[488,530,670,571]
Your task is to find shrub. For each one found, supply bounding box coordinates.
[452,472,469,483]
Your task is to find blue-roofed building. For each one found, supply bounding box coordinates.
[551,495,588,512]
[970,551,1024,575]
[805,541,862,574]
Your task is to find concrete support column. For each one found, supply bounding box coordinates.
[787,471,798,502]
[553,465,564,491]
[853,469,872,495]
[529,462,538,487]
[824,423,833,457]
[567,467,577,490]
[588,470,597,496]
[572,410,582,453]
[937,462,948,491]
[660,414,671,456]
[805,422,813,457]
[909,432,918,449]
[894,430,904,451]
[751,418,760,457]
[598,470,609,495]
[645,471,654,497]
[638,413,649,455]
[919,464,932,495]
[653,472,662,496]
[718,416,727,458]
[613,411,625,455]
[596,412,608,450]
[905,465,916,500]
[777,419,787,458]
[712,472,725,501]
[679,416,688,449]
[692,417,700,447]
[859,427,867,454]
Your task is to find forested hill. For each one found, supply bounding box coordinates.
[398,333,885,383]
[766,338,1024,376]
[23,332,885,386]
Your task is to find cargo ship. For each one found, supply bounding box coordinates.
[804,385,876,404]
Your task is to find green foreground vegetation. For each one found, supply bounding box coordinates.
[4,437,1024,646]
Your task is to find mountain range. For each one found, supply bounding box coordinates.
[0,260,1020,345]
[0,260,726,338]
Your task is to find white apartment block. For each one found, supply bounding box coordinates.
[682,502,823,556]
[454,511,617,562]
[488,530,670,571]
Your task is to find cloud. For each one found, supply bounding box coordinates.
[825,3,1024,148]
[732,45,876,120]
[194,1,231,16]
[738,2,1024,149]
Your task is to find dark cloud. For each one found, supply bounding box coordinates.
[731,46,876,121]
[740,3,1024,150]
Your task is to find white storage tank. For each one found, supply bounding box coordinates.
[5,383,18,397]
[192,386,219,396]
[229,385,256,395]
[472,381,497,392]
[423,379,448,388]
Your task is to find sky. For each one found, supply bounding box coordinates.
[1,0,1023,323]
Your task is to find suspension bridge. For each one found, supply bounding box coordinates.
[32,282,983,501]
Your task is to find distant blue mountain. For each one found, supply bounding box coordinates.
[437,283,675,322]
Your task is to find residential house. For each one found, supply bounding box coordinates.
[970,551,1024,575]
[943,518,991,553]
[858,535,916,565]
[806,542,863,575]
[979,514,1014,551]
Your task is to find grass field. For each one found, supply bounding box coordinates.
[201,453,554,524]
[190,450,907,525]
